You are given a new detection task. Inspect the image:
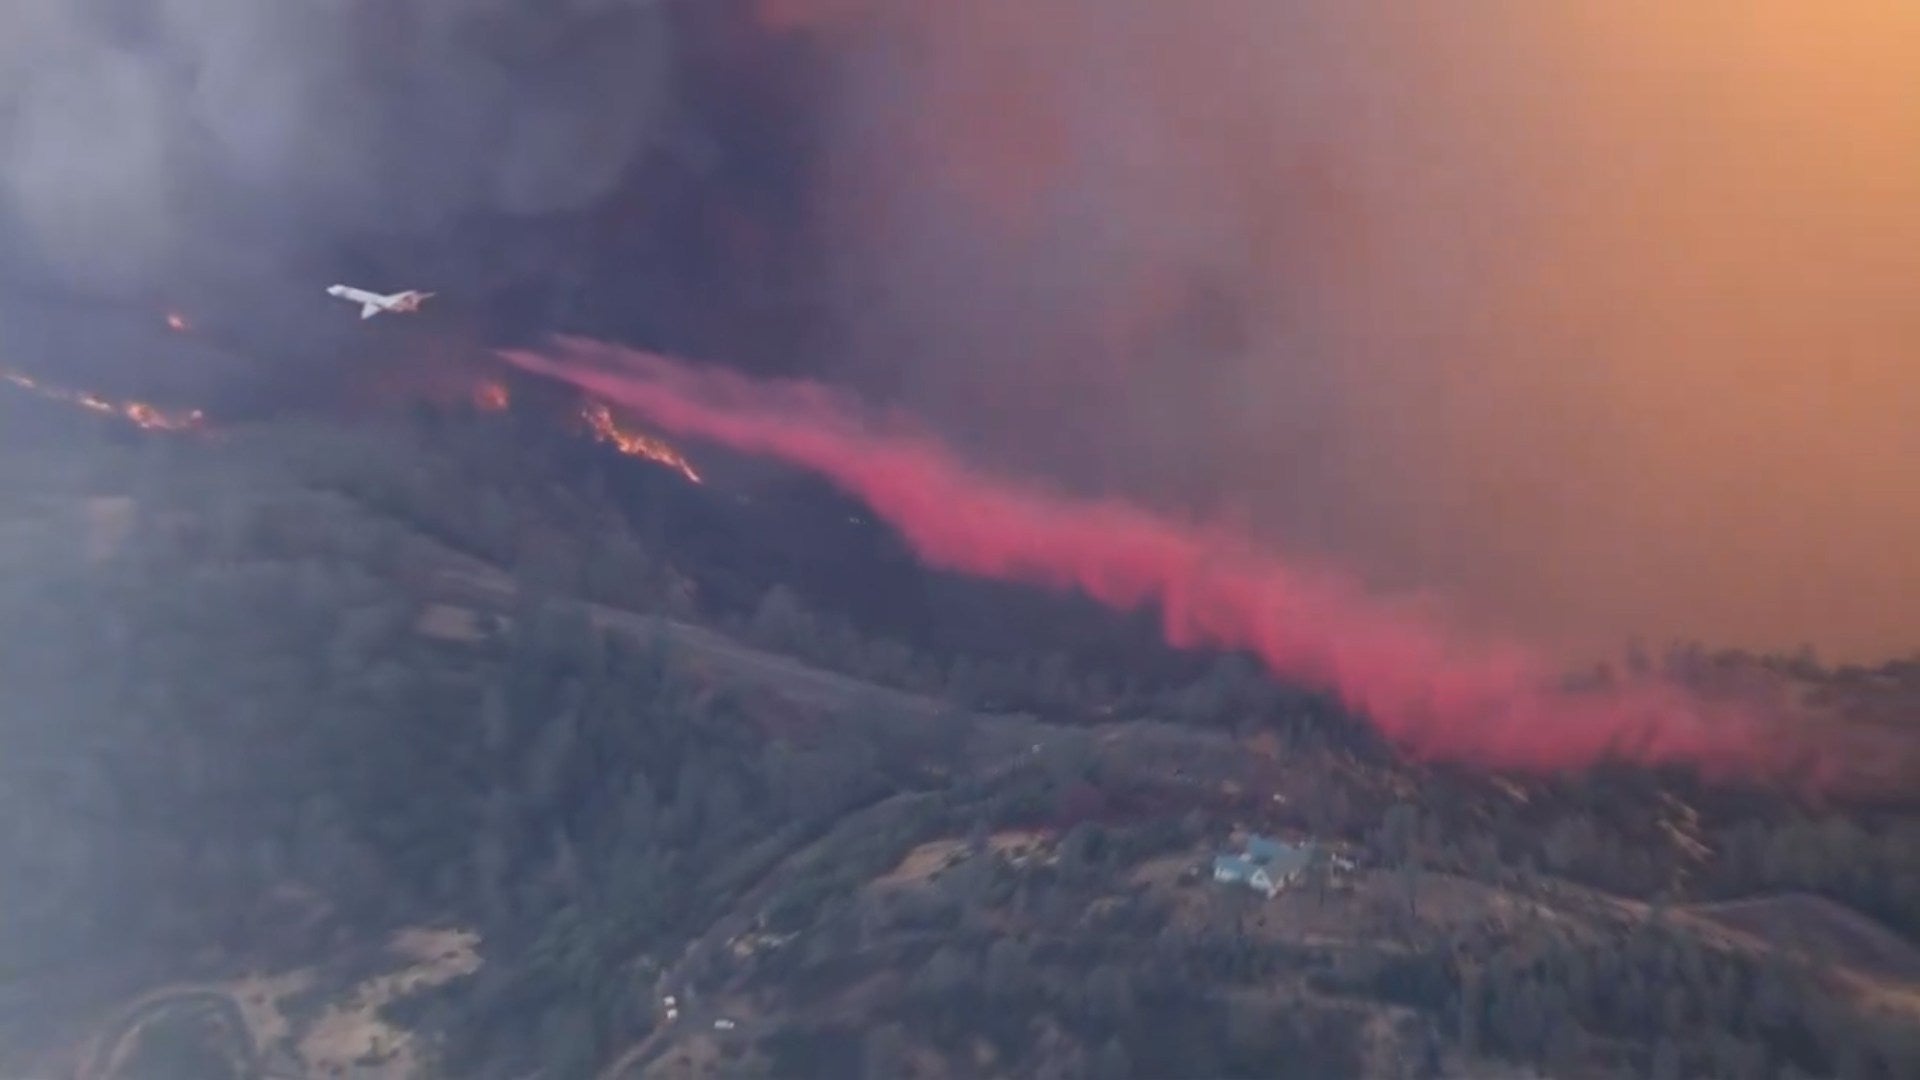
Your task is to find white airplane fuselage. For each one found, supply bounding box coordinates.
[326,284,434,319]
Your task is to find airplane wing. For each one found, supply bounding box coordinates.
[360,302,382,319]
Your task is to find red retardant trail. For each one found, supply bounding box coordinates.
[501,337,1823,786]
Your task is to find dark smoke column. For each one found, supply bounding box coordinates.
[0,1,675,321]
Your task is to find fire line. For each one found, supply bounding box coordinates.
[580,401,703,483]
[2,368,205,433]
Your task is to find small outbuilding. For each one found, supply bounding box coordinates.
[1212,834,1315,898]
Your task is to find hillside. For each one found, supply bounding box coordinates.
[0,402,1917,1079]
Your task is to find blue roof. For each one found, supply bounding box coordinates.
[1243,836,1314,874]
[1245,835,1287,861]
[1213,855,1258,879]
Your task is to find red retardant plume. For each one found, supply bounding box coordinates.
[500,337,1841,789]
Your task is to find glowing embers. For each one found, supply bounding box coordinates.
[462,377,699,484]
[579,400,702,483]
[2,369,205,432]
[472,381,511,411]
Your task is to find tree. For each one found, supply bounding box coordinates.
[748,585,811,654]
[524,710,580,804]
[985,937,1033,1001]
[914,946,972,1002]
[1378,802,1418,865]
[583,533,656,610]
[1543,815,1596,875]
[862,1023,910,1080]
[480,685,512,757]
[1398,860,1421,924]
[1457,967,1485,1056]
[1084,964,1135,1028]
[1650,1038,1684,1080]
[966,815,991,855]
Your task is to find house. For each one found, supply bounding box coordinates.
[1212,854,1280,897]
[1212,834,1316,898]
[1245,835,1288,863]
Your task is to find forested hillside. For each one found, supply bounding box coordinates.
[1,401,1916,1079]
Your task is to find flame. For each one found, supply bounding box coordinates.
[473,381,510,411]
[2,368,206,432]
[165,312,189,332]
[579,400,702,483]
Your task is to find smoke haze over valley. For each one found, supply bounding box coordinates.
[3,5,1920,1077]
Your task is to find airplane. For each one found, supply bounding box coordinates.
[326,284,435,319]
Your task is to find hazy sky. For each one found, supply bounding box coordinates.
[0,0,673,299]
[760,0,1920,662]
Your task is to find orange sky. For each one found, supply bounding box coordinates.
[767,2,1920,662]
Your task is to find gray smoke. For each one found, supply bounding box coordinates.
[0,0,675,298]
[782,1,1920,664]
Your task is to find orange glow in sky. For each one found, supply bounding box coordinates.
[765,1,1920,662]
